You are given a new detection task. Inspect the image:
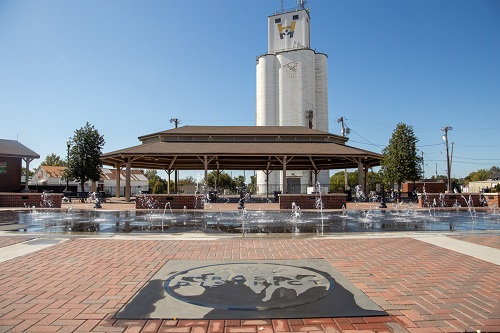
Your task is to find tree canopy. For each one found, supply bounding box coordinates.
[64,122,105,191]
[41,153,66,166]
[381,123,422,192]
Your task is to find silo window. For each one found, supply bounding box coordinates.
[275,18,281,23]
[293,15,299,20]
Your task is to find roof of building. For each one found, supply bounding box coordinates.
[0,139,40,159]
[39,166,66,178]
[102,126,381,171]
[489,172,500,180]
[138,125,342,140]
[100,168,148,181]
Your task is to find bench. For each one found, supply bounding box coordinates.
[63,192,88,202]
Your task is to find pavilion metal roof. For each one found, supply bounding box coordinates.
[101,126,381,172]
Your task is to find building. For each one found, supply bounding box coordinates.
[0,139,39,192]
[256,2,329,193]
[101,126,381,202]
[31,166,148,196]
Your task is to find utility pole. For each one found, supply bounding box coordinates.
[170,118,180,192]
[421,151,425,180]
[305,110,314,129]
[337,117,350,191]
[170,118,180,128]
[441,126,453,192]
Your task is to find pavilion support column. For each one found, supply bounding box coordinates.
[22,158,34,192]
[357,158,363,191]
[125,158,132,202]
[166,169,174,194]
[215,169,222,193]
[364,166,369,194]
[313,170,320,188]
[282,155,287,194]
[166,157,177,195]
[115,164,121,198]
[204,156,209,196]
[262,170,272,199]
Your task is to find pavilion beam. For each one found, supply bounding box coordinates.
[196,156,216,182]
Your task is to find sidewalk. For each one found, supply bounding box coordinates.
[0,203,499,332]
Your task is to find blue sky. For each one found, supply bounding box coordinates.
[1,0,499,181]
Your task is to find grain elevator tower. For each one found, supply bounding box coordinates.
[256,1,329,194]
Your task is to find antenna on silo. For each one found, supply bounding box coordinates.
[281,0,284,12]
[297,0,307,9]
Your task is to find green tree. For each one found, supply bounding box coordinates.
[330,171,347,193]
[144,170,160,192]
[489,166,500,174]
[233,175,246,188]
[381,123,422,200]
[464,169,490,185]
[41,153,66,166]
[207,171,234,191]
[248,175,257,194]
[330,169,388,194]
[64,122,105,191]
[152,177,170,194]
[178,176,196,187]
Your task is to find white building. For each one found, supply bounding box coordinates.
[31,166,148,196]
[256,2,330,194]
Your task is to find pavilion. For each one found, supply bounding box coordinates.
[100,126,381,202]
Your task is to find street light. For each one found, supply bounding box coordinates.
[441,126,452,192]
[66,139,71,191]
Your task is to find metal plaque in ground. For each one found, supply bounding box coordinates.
[115,259,387,320]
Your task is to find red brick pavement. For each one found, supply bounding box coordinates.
[449,234,500,250]
[0,236,499,332]
[0,237,37,248]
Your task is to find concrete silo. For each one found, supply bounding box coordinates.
[256,3,330,195]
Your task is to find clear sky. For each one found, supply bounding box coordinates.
[1,0,499,181]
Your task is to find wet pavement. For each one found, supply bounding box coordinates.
[0,200,499,332]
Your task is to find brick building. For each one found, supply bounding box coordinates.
[0,139,39,192]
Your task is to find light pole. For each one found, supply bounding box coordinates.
[66,139,71,192]
[441,126,452,192]
[337,117,350,191]
[170,118,180,193]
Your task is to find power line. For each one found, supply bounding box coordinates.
[454,143,500,148]
[348,128,384,148]
[453,156,500,161]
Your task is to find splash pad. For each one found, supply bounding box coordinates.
[1,201,499,235]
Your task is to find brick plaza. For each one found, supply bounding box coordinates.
[0,202,499,332]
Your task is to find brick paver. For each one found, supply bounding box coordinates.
[0,237,37,248]
[449,234,500,250]
[0,234,499,332]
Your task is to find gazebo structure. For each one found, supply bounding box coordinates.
[100,126,381,203]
